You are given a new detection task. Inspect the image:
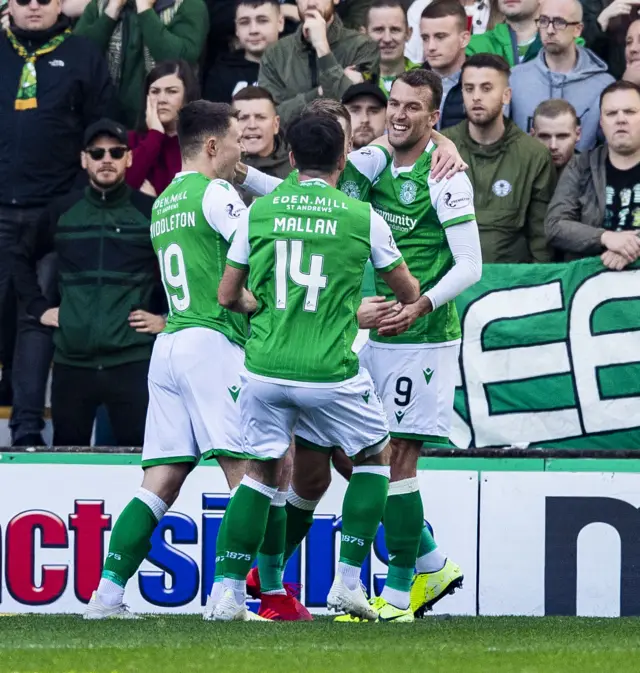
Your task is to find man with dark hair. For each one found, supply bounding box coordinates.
[547,81,640,269]
[258,0,380,128]
[443,53,555,263]
[212,111,421,622]
[204,0,284,103]
[531,99,581,176]
[84,101,302,621]
[509,0,614,152]
[12,119,162,447]
[232,86,291,190]
[420,0,470,129]
[366,0,420,94]
[342,82,388,149]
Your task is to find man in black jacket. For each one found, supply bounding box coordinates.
[12,120,163,447]
[421,0,469,130]
[0,0,113,445]
[204,0,284,103]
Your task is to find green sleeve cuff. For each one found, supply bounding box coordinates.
[226,259,249,270]
[442,214,475,229]
[375,255,404,273]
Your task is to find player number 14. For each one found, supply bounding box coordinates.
[275,240,327,312]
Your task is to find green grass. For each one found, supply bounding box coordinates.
[2,615,640,673]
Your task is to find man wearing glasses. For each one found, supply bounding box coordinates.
[0,0,112,446]
[12,119,164,447]
[510,0,614,152]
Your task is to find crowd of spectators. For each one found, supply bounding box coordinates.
[1,0,639,446]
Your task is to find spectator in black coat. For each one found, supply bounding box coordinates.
[0,0,113,445]
[204,0,283,103]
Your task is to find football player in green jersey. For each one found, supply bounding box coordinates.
[211,112,421,622]
[85,101,267,620]
[354,69,482,618]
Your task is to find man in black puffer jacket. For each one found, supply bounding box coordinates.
[12,120,164,447]
[0,0,113,445]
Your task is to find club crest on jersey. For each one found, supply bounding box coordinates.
[341,181,361,199]
[399,180,417,205]
[492,180,512,197]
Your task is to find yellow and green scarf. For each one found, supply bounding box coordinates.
[6,28,71,110]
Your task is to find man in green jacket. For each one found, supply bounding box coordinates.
[466,0,583,66]
[443,54,555,263]
[75,0,208,129]
[12,119,164,447]
[258,0,380,128]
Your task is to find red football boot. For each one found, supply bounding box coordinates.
[258,593,313,621]
[246,567,302,599]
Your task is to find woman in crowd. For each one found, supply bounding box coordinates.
[126,60,200,197]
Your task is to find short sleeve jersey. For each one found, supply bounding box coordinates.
[369,143,476,344]
[151,171,248,347]
[227,178,402,384]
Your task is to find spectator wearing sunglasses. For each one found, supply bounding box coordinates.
[0,0,113,445]
[75,0,209,130]
[510,0,614,152]
[12,119,165,447]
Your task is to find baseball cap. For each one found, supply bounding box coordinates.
[341,82,388,108]
[84,118,129,148]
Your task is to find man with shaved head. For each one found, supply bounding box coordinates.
[509,0,614,151]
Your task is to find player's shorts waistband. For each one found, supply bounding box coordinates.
[366,338,461,351]
[243,371,359,389]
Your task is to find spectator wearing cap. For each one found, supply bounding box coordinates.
[365,0,420,95]
[421,0,469,129]
[258,0,380,129]
[75,0,209,129]
[232,86,292,203]
[12,119,165,447]
[0,0,113,444]
[342,81,387,149]
[509,0,614,152]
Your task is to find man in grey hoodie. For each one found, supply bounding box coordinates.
[509,0,614,152]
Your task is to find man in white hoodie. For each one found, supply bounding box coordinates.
[509,0,614,152]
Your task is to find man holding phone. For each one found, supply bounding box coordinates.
[258,0,380,128]
[0,0,112,446]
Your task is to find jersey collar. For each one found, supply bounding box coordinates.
[390,139,435,178]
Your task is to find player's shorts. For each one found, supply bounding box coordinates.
[359,339,461,443]
[240,367,390,461]
[142,327,250,468]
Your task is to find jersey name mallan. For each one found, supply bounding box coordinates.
[369,143,476,345]
[151,172,248,347]
[226,178,403,384]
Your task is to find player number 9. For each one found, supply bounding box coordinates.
[394,376,412,407]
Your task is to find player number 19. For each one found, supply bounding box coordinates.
[275,240,328,312]
[158,243,191,314]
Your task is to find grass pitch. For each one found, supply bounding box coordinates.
[2,615,640,673]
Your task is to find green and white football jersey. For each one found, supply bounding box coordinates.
[151,171,248,347]
[369,142,476,345]
[227,177,403,384]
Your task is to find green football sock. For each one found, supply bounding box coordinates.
[222,478,275,580]
[339,467,389,568]
[381,478,424,609]
[102,494,163,588]
[213,506,230,585]
[417,522,438,557]
[257,493,287,593]
[283,491,320,563]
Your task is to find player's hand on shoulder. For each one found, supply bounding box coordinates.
[430,135,468,182]
[376,296,432,336]
[128,310,166,334]
[357,296,399,329]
